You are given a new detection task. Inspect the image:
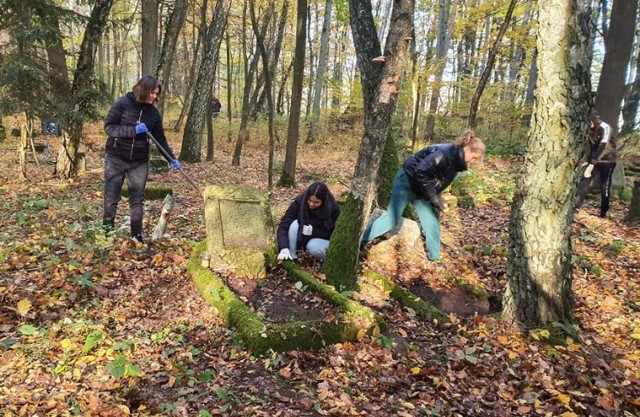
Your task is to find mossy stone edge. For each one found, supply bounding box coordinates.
[364,269,450,326]
[188,242,385,354]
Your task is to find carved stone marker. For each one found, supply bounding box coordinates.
[204,185,275,278]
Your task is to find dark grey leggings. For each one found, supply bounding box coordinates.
[575,163,616,216]
[103,154,149,238]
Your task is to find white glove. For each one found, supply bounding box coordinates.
[584,164,594,178]
[277,248,293,261]
[580,162,589,168]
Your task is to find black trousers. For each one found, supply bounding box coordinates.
[575,163,616,216]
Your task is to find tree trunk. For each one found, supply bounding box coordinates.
[521,49,538,126]
[503,0,592,330]
[141,0,158,76]
[250,0,276,188]
[505,0,534,102]
[232,2,270,166]
[206,93,215,161]
[595,0,638,132]
[54,0,114,179]
[278,0,308,186]
[307,0,333,143]
[468,0,518,129]
[621,24,640,136]
[174,0,208,132]
[324,0,414,290]
[226,31,233,142]
[156,0,188,115]
[627,179,640,222]
[180,0,231,162]
[41,11,72,104]
[424,0,456,141]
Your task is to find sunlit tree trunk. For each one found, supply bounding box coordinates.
[503,0,592,330]
[156,0,188,115]
[468,0,518,129]
[141,0,158,76]
[594,0,638,132]
[424,0,456,141]
[278,0,308,186]
[180,0,231,162]
[307,0,333,143]
[621,23,640,136]
[54,0,114,179]
[325,0,414,290]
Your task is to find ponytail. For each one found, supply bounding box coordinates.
[457,130,485,156]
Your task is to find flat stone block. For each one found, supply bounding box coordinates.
[204,185,275,278]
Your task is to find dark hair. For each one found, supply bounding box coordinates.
[590,111,601,125]
[133,76,161,104]
[456,130,485,155]
[306,182,329,202]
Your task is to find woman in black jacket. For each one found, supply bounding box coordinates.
[277,182,341,261]
[362,130,485,261]
[103,76,181,242]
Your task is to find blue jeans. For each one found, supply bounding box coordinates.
[287,220,330,260]
[362,169,441,260]
[103,154,149,239]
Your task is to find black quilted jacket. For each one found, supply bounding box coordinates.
[104,92,176,162]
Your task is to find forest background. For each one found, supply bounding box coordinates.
[0,0,639,416]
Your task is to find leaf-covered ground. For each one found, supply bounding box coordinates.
[1,119,639,416]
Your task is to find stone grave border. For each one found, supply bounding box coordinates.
[363,269,450,325]
[188,242,386,354]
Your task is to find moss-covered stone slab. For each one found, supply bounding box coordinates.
[363,269,450,325]
[189,242,384,354]
[121,185,173,200]
[203,185,275,278]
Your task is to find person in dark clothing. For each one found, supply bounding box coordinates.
[211,96,222,117]
[574,111,617,218]
[362,130,485,261]
[103,76,181,242]
[277,182,341,261]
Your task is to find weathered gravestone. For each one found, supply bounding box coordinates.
[204,185,275,278]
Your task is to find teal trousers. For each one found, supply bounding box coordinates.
[362,169,441,260]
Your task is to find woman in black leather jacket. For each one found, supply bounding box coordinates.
[362,130,485,261]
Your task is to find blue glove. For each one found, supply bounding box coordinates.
[135,123,148,135]
[170,159,181,170]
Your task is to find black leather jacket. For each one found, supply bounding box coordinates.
[402,143,467,200]
[104,92,176,162]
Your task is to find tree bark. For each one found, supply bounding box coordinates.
[225,31,233,143]
[424,0,456,141]
[595,0,638,132]
[621,24,640,136]
[180,0,231,163]
[156,0,188,115]
[324,0,414,290]
[307,0,333,143]
[278,0,308,186]
[250,0,276,188]
[232,2,270,166]
[468,0,518,129]
[141,0,158,76]
[54,0,115,179]
[503,0,592,330]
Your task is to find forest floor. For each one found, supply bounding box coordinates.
[0,118,639,417]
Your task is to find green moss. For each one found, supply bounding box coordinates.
[324,193,365,291]
[189,242,383,354]
[121,185,173,200]
[282,261,386,331]
[277,169,295,187]
[376,130,415,219]
[364,269,449,325]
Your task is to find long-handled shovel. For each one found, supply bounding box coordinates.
[146,131,202,194]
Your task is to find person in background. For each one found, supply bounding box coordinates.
[362,130,485,261]
[277,182,341,261]
[103,75,181,243]
[211,95,222,117]
[574,111,617,218]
